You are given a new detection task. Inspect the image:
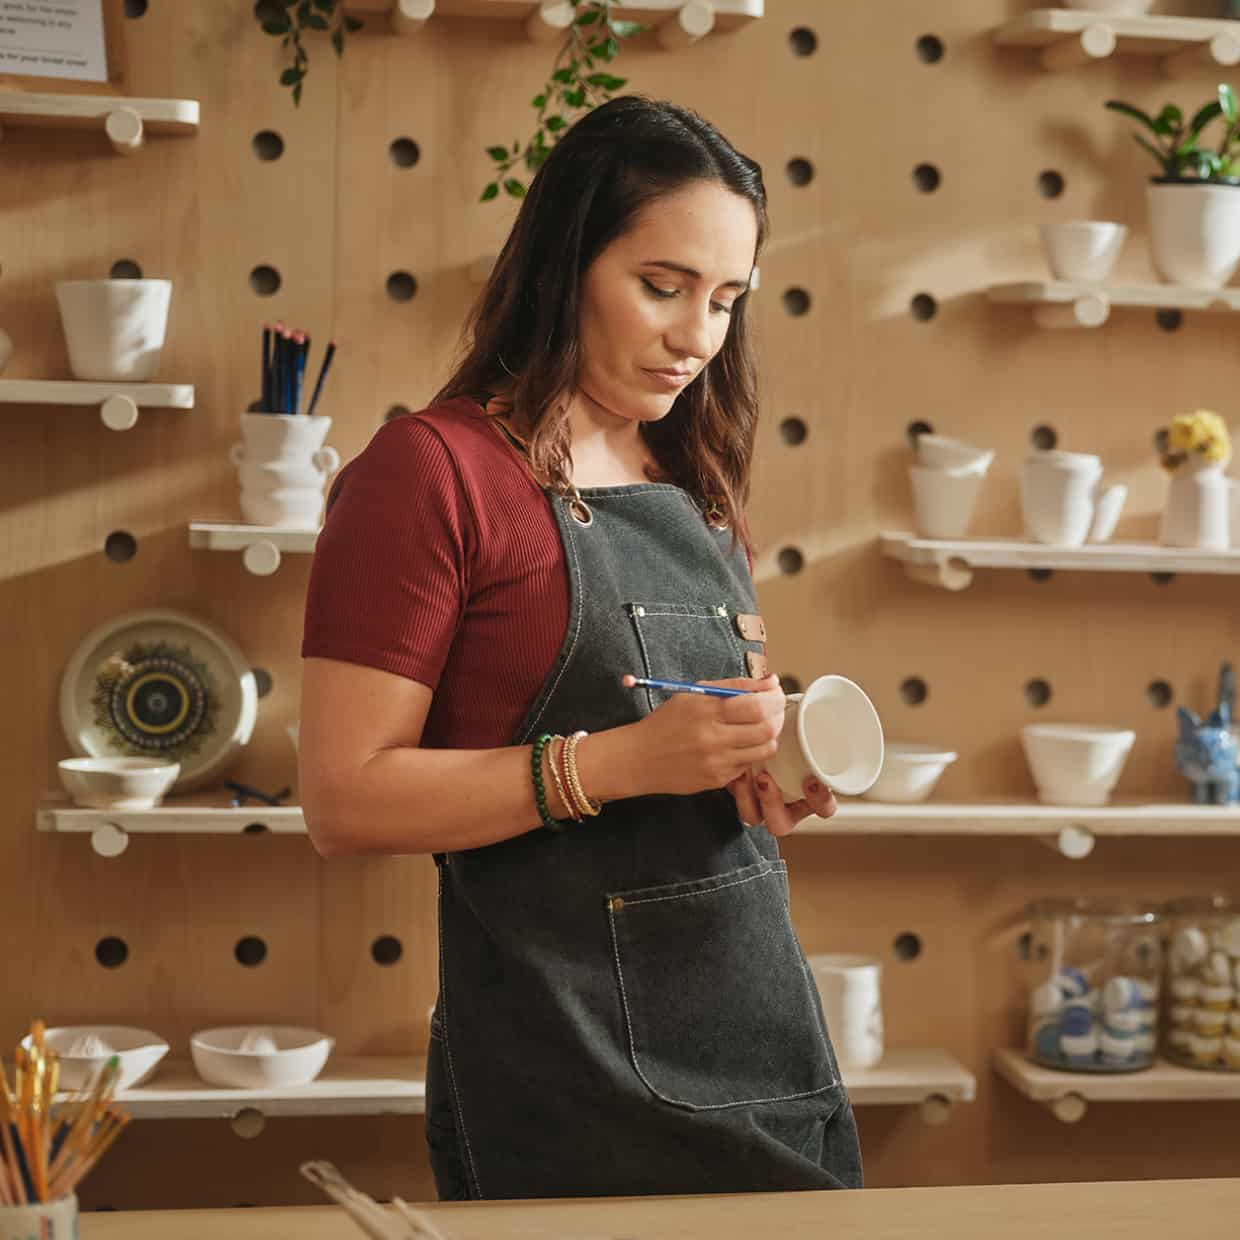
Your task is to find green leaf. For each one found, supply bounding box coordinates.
[1153,103,1183,136]
[305,14,329,29]
[1105,99,1161,136]
[575,8,600,24]
[344,15,364,30]
[586,72,625,90]
[527,146,550,171]
[293,80,303,106]
[565,86,586,107]
[486,145,508,161]
[552,67,574,82]
[1187,100,1223,141]
[531,93,546,108]
[1133,133,1167,169]
[297,0,313,20]
[480,181,499,202]
[610,20,644,38]
[1221,83,1238,123]
[1197,150,1223,178]
[545,114,567,132]
[504,178,527,198]
[281,67,302,85]
[262,18,292,35]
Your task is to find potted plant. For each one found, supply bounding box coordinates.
[1155,410,1232,550]
[1106,84,1240,288]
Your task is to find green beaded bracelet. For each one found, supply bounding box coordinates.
[531,733,566,832]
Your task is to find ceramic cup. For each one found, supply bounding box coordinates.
[1039,221,1127,283]
[233,413,340,528]
[914,434,994,474]
[55,279,172,381]
[755,674,884,799]
[1021,452,1126,546]
[0,1195,77,1240]
[808,954,884,1070]
[909,463,986,539]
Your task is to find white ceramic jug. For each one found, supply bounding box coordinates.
[1021,451,1126,547]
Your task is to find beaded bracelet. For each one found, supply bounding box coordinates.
[546,735,581,823]
[531,733,567,832]
[563,730,602,818]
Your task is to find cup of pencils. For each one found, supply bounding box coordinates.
[0,1021,129,1235]
[232,322,341,527]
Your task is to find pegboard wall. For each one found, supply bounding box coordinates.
[5,0,1240,1211]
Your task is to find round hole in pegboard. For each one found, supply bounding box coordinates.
[389,137,421,168]
[1151,571,1177,586]
[786,158,815,187]
[913,163,941,193]
[1017,931,1032,961]
[123,0,148,16]
[110,259,142,279]
[372,935,403,966]
[250,265,282,297]
[1031,425,1058,451]
[1025,678,1053,708]
[1147,679,1174,708]
[235,936,268,968]
[385,404,412,422]
[900,677,928,706]
[386,271,418,302]
[243,822,270,836]
[95,937,128,968]
[104,531,137,563]
[779,675,803,694]
[916,34,945,63]
[779,417,807,446]
[893,932,922,961]
[777,547,804,575]
[1153,427,1171,454]
[1028,568,1055,583]
[1156,308,1183,332]
[252,130,285,162]
[906,420,934,447]
[789,27,817,56]
[1037,170,1065,199]
[252,667,273,698]
[782,287,811,317]
[910,293,937,322]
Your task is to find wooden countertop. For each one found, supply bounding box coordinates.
[80,1176,1240,1238]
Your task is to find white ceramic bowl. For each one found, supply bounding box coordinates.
[1021,724,1136,806]
[1040,221,1127,283]
[909,463,986,539]
[24,1026,169,1091]
[58,757,180,810]
[915,434,995,474]
[190,1026,334,1089]
[862,743,958,803]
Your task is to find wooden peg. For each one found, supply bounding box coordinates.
[392,0,434,35]
[90,823,129,859]
[1037,825,1095,860]
[1050,1092,1088,1124]
[1161,32,1240,78]
[525,0,575,44]
[100,393,139,431]
[105,107,144,155]
[656,0,716,51]
[920,1093,953,1126]
[243,540,282,577]
[1031,293,1109,330]
[1040,23,1116,72]
[231,1107,267,1139]
[903,557,973,592]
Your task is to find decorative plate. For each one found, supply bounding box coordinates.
[60,608,258,791]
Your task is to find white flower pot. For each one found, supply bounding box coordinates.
[55,278,172,381]
[1039,221,1127,283]
[1160,459,1231,550]
[1146,182,1240,290]
[232,413,340,528]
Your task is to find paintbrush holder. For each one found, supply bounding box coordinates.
[0,1194,77,1239]
[231,413,340,528]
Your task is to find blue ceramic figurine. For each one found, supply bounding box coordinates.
[1175,663,1240,805]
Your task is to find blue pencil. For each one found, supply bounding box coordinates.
[305,339,337,418]
[293,331,308,414]
[622,675,751,699]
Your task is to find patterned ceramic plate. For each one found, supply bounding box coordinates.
[60,608,258,791]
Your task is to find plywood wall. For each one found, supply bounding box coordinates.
[4,0,1240,1211]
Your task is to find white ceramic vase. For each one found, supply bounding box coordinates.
[232,413,340,528]
[1146,182,1240,290]
[1160,459,1231,551]
[55,279,172,380]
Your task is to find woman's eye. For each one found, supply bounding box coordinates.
[711,302,733,316]
[641,279,677,299]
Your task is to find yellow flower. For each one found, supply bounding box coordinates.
[1167,411,1231,463]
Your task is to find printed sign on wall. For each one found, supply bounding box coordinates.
[0,0,112,84]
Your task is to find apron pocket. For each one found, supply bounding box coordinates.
[626,601,747,713]
[606,858,839,1110]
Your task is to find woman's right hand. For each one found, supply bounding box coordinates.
[628,674,786,797]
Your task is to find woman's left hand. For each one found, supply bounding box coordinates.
[727,769,838,837]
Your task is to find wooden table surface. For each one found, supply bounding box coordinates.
[79,1176,1240,1238]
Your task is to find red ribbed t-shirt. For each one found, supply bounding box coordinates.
[300,397,570,749]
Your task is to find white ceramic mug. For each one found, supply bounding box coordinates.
[808,954,884,1070]
[55,279,172,381]
[1021,453,1126,546]
[1039,221,1127,283]
[0,1195,77,1240]
[909,463,986,539]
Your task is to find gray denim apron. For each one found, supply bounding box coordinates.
[425,478,863,1200]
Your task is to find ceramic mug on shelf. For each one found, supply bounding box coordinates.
[1020,451,1126,546]
[55,279,172,381]
[232,412,340,528]
[808,954,884,1071]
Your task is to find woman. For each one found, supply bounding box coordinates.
[300,95,862,1201]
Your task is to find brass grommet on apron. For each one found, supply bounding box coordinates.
[566,485,594,527]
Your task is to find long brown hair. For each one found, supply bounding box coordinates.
[432,95,768,553]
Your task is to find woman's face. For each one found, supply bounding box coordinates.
[575,179,759,425]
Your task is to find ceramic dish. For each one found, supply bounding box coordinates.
[1021,724,1136,806]
[863,743,958,803]
[190,1026,334,1089]
[24,1026,169,1091]
[59,609,258,791]
[58,756,181,809]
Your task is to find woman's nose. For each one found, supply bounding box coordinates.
[665,303,713,361]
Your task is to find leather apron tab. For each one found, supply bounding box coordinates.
[735,612,766,642]
[745,650,769,678]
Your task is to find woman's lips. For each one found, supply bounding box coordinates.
[643,368,693,389]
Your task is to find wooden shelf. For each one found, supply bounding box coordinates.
[986,281,1240,330]
[881,532,1240,591]
[97,1057,426,1121]
[0,92,200,152]
[993,9,1240,75]
[843,1049,975,1121]
[994,1048,1240,1123]
[0,379,194,430]
[188,522,320,576]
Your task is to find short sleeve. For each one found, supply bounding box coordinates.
[300,416,476,689]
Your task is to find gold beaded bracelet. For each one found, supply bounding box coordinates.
[563,730,602,818]
[545,735,581,823]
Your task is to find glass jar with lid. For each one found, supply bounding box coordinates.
[1025,898,1162,1073]
[1163,895,1240,1071]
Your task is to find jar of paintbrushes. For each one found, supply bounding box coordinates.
[0,1021,129,1237]
[232,321,341,528]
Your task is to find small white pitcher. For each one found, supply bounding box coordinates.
[1021,451,1126,546]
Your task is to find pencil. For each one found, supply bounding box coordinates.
[621,675,751,699]
[293,331,308,415]
[305,339,336,418]
[261,324,272,411]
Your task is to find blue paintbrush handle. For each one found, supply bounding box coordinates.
[628,676,750,699]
